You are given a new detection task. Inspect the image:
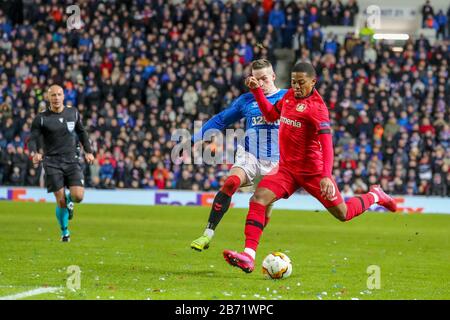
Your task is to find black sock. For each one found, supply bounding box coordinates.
[206,191,232,230]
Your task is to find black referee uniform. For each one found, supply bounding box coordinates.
[28,106,93,193]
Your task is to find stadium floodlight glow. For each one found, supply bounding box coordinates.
[373,33,410,40]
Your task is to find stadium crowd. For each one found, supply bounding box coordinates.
[0,0,448,197]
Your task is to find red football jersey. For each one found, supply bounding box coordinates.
[274,88,332,175]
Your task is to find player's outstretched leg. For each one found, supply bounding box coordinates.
[223,188,277,273]
[191,174,242,251]
[333,184,397,222]
[344,184,397,221]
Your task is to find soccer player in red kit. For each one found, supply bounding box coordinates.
[223,62,397,273]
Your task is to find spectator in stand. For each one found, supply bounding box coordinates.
[306,22,323,52]
[153,162,169,190]
[99,157,115,189]
[428,173,447,196]
[268,2,285,49]
[346,0,359,23]
[424,14,439,34]
[283,7,297,48]
[341,184,354,197]
[176,170,192,190]
[182,85,199,116]
[422,0,435,25]
[435,9,448,39]
[26,167,40,186]
[341,10,353,26]
[323,33,339,55]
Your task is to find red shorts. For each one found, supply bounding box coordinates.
[258,165,344,208]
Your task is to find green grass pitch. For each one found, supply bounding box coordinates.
[0,201,449,300]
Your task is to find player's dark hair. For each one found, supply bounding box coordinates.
[292,62,316,78]
[251,59,273,70]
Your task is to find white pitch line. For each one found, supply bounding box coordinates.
[0,287,62,300]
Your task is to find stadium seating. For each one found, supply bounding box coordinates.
[0,0,448,197]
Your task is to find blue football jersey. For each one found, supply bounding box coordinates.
[193,89,287,161]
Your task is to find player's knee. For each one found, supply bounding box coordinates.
[221,175,241,196]
[72,194,83,203]
[327,203,347,222]
[327,205,347,222]
[251,189,273,206]
[336,208,347,222]
[71,191,84,203]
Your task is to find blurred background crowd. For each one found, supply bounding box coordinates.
[0,0,448,197]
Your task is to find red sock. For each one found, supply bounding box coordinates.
[244,202,266,251]
[345,193,375,221]
[220,175,241,197]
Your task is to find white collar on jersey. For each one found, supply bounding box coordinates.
[265,88,281,97]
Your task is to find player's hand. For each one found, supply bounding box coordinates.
[320,177,335,200]
[85,153,95,165]
[245,76,260,90]
[32,153,43,168]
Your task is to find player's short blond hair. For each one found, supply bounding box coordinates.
[251,59,273,71]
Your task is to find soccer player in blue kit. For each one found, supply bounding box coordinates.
[190,59,287,251]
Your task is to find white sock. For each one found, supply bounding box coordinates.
[203,228,214,239]
[244,248,256,260]
[369,192,379,204]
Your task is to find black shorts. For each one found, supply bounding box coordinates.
[43,157,84,193]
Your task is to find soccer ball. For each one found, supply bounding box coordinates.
[262,252,292,279]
